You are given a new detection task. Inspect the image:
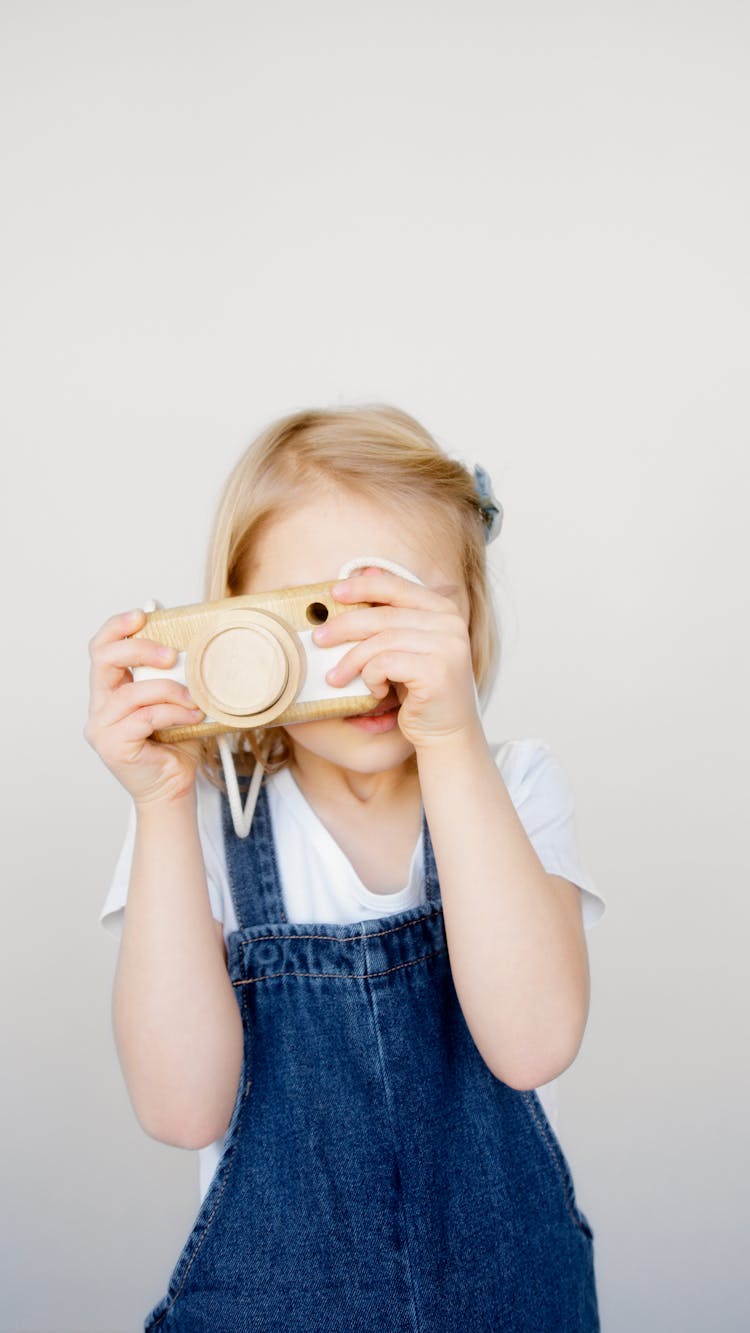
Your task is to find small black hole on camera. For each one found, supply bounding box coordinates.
[306,602,330,625]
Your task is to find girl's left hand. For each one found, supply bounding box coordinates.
[312,567,480,749]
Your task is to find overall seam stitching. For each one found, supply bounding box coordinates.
[148,1142,241,1325]
[231,946,448,986]
[518,1089,594,1240]
[361,927,423,1333]
[234,909,442,947]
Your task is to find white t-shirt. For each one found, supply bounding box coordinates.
[100,737,606,1202]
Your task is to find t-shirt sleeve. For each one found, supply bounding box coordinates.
[98,779,228,944]
[496,739,606,931]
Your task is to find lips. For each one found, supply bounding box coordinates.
[368,688,400,717]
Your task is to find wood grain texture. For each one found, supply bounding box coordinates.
[130,582,379,741]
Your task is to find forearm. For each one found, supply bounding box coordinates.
[417,723,590,1090]
[113,789,244,1148]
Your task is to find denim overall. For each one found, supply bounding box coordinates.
[144,783,600,1332]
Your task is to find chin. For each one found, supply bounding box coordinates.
[282,717,415,774]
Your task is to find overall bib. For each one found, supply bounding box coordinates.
[144,784,600,1332]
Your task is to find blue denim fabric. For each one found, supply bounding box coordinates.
[144,784,599,1331]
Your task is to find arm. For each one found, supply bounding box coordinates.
[113,789,245,1146]
[113,790,244,1150]
[317,569,591,1090]
[416,724,590,1090]
[86,607,245,1148]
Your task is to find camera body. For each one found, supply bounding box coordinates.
[130,580,379,742]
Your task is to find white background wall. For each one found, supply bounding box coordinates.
[1,2,747,1330]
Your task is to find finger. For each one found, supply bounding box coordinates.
[118,701,206,745]
[89,633,179,713]
[95,677,201,729]
[327,628,438,687]
[88,608,148,653]
[316,604,458,648]
[93,633,178,677]
[331,570,459,615]
[359,651,439,698]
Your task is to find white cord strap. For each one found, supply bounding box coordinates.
[337,556,422,583]
[218,734,265,839]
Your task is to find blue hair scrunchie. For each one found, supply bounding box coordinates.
[472,464,504,544]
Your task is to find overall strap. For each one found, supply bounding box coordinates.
[220,781,287,928]
[220,776,444,927]
[421,812,442,907]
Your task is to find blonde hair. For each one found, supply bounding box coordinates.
[192,403,501,791]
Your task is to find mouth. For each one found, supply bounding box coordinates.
[367,687,401,717]
[344,686,401,733]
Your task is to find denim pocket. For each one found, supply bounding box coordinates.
[519,1089,595,1242]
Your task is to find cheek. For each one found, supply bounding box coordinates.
[281,718,342,753]
[282,719,325,741]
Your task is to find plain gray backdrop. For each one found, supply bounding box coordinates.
[1,2,747,1330]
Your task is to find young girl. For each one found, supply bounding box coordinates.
[88,404,605,1331]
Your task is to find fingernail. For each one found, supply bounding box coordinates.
[157,644,174,660]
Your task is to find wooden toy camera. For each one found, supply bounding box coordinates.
[130,580,380,742]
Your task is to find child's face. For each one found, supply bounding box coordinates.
[241,484,470,777]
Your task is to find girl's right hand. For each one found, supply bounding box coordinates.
[84,608,206,807]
